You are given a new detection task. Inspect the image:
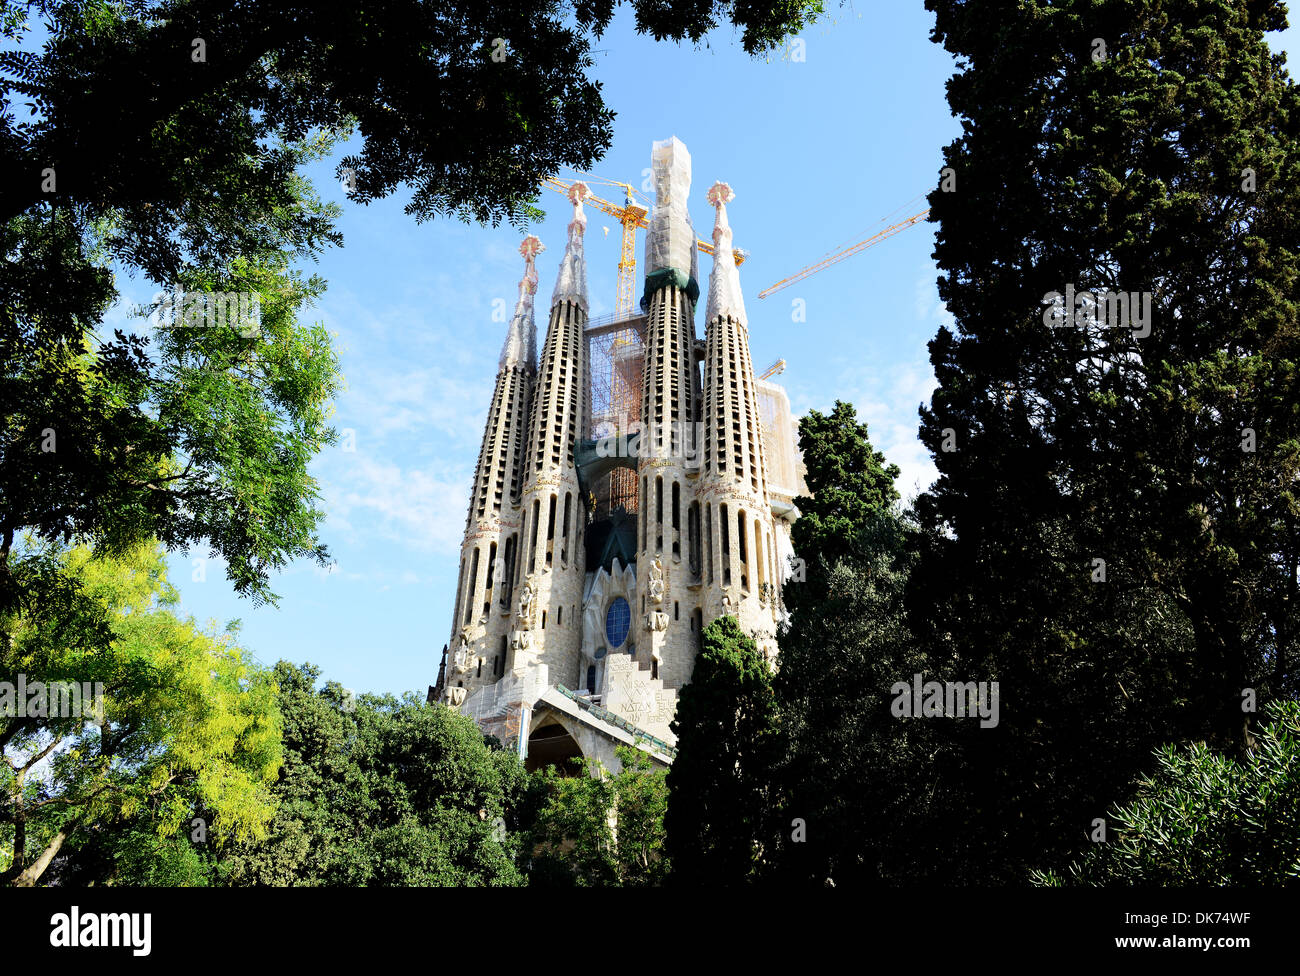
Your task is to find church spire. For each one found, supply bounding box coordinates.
[705,181,746,327]
[500,235,543,369]
[551,182,590,312]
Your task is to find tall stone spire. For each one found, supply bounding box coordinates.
[636,136,702,693]
[699,181,780,655]
[640,136,700,453]
[446,236,544,703]
[513,182,590,685]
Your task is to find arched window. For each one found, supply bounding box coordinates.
[705,505,713,583]
[561,492,572,565]
[545,494,557,566]
[655,477,664,553]
[720,503,731,586]
[737,508,749,592]
[671,481,681,558]
[528,499,540,572]
[464,547,480,624]
[606,596,631,649]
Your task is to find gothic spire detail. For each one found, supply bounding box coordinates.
[551,182,589,312]
[500,236,543,369]
[705,181,746,326]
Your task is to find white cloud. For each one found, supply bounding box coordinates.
[785,269,948,502]
[324,454,471,556]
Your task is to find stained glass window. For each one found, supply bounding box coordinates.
[605,596,631,648]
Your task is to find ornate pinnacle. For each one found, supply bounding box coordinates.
[568,181,590,228]
[552,183,590,311]
[707,181,735,252]
[704,181,746,325]
[518,235,543,297]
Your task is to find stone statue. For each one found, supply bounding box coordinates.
[648,557,665,605]
[516,580,534,630]
[511,629,533,654]
[453,631,473,674]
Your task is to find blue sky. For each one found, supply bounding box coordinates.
[97,5,1300,698]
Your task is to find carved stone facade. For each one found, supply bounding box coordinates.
[437,140,803,770]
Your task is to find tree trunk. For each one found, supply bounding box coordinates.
[12,822,76,887]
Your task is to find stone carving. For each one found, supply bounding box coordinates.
[721,592,734,616]
[648,558,665,605]
[453,631,473,674]
[516,580,534,630]
[511,629,533,653]
[646,610,669,633]
[447,686,467,707]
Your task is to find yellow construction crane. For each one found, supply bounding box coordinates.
[758,208,930,300]
[758,359,786,380]
[544,175,747,320]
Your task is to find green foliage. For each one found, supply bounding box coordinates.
[665,615,779,884]
[527,744,669,886]
[773,511,961,884]
[48,814,217,887]
[910,0,1300,877]
[218,662,527,887]
[0,542,282,886]
[790,401,900,602]
[1036,702,1300,886]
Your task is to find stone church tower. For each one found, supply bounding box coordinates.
[435,138,803,771]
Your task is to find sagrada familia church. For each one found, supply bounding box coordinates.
[432,137,804,771]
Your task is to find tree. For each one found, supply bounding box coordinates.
[218,662,528,887]
[773,407,962,884]
[788,401,899,603]
[527,743,669,886]
[0,541,282,886]
[1035,701,1300,886]
[772,512,961,885]
[664,615,779,885]
[610,745,670,886]
[912,0,1300,877]
[44,812,218,887]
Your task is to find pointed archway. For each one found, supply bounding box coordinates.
[525,720,584,775]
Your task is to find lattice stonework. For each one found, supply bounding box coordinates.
[586,314,646,515]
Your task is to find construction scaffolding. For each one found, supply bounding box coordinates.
[754,378,806,501]
[585,312,646,519]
